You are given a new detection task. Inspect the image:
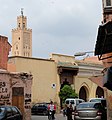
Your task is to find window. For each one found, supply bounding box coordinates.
[106,0,111,6]
[65,100,69,104]
[71,100,75,104]
[12,87,24,96]
[16,45,18,50]
[0,107,5,115]
[23,23,25,28]
[17,51,19,55]
[94,103,101,109]
[15,52,16,55]
[6,107,12,117]
[18,23,20,28]
[12,107,18,115]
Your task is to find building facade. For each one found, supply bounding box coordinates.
[0,34,32,120]
[0,71,32,120]
[8,10,106,112]
[96,0,112,119]
[8,53,104,112]
[102,0,112,23]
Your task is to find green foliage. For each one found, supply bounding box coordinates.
[59,85,78,103]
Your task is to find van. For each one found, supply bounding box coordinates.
[65,98,84,110]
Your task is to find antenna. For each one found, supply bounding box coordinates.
[21,8,24,16]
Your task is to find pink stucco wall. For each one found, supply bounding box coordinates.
[0,71,11,105]
[0,70,32,120]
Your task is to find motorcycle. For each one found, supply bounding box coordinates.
[48,111,54,120]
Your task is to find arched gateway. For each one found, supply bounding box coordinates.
[79,86,89,101]
[96,86,104,98]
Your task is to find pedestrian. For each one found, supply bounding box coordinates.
[66,104,73,120]
[63,104,67,117]
[100,102,107,120]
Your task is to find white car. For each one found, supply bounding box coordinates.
[65,98,84,110]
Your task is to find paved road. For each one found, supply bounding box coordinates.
[31,114,73,120]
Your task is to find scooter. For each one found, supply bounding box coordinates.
[48,111,54,120]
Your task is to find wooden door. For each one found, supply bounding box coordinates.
[12,87,24,114]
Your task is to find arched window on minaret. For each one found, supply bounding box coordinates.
[18,23,20,28]
[16,45,18,50]
[23,23,25,28]
[106,0,111,6]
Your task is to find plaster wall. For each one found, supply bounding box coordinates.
[8,57,60,105]
[50,53,76,64]
[8,54,104,112]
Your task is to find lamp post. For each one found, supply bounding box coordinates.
[74,51,94,57]
[74,51,94,60]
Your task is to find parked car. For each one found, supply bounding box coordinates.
[31,103,49,115]
[74,102,107,120]
[65,98,84,111]
[89,98,107,109]
[0,106,23,120]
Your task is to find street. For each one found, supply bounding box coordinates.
[31,114,74,120]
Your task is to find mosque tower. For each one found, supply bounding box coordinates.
[102,0,112,22]
[12,9,32,57]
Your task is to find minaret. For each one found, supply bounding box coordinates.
[12,9,32,57]
[102,0,112,23]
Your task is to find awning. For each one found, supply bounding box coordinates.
[95,21,112,60]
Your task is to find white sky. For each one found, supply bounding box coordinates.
[0,0,102,58]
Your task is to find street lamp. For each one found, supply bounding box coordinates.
[74,51,94,57]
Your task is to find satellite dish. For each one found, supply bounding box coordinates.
[52,83,56,88]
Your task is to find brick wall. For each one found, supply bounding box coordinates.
[0,36,11,69]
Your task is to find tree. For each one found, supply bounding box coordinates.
[59,85,78,104]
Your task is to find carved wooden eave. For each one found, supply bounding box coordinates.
[57,61,79,75]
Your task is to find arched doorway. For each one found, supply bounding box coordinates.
[96,86,104,98]
[79,86,88,101]
[58,65,79,109]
